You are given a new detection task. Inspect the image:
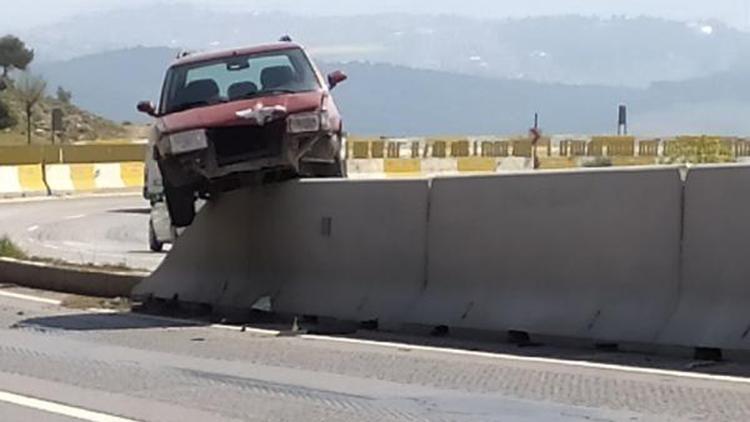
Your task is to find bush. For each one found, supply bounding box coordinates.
[0,236,27,260]
[663,136,735,164]
[56,86,72,104]
[582,156,613,167]
[0,98,16,129]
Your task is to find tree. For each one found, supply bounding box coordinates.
[0,35,34,78]
[16,72,47,145]
[56,86,72,104]
[0,98,15,130]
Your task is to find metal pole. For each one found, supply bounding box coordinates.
[531,113,540,170]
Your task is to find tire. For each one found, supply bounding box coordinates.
[148,220,164,252]
[164,184,196,228]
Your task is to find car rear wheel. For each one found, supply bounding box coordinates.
[164,184,196,228]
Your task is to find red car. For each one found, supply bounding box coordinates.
[137,39,348,226]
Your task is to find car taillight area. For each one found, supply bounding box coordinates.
[208,121,285,166]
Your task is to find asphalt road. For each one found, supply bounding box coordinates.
[0,194,163,271]
[1,287,750,421]
[4,196,750,420]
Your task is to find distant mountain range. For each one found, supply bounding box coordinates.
[32,46,750,136]
[20,10,750,87]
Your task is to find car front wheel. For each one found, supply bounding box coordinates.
[164,184,196,228]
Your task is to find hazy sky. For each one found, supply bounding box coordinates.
[2,0,750,30]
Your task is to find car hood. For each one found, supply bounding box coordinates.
[157,90,323,135]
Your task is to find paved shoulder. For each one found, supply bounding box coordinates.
[0,291,748,421]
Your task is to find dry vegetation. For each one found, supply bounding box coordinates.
[0,83,126,145]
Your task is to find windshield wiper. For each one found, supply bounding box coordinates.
[171,100,210,113]
[238,89,298,100]
[171,98,229,113]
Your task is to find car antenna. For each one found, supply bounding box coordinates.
[279,34,293,42]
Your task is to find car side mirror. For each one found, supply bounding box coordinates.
[137,100,157,116]
[327,70,347,90]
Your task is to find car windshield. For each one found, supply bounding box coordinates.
[161,47,320,114]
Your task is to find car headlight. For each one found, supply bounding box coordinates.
[167,129,208,154]
[287,112,321,134]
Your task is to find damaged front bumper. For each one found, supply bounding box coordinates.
[157,120,339,189]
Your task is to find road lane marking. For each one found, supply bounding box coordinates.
[132,312,750,386]
[27,225,39,232]
[0,191,140,205]
[297,334,750,385]
[41,243,65,251]
[4,290,750,386]
[0,290,61,306]
[0,390,137,422]
[62,214,87,220]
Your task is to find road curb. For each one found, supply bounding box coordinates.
[0,257,144,298]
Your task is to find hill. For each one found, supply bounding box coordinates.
[22,11,750,87]
[34,47,177,125]
[31,46,750,136]
[0,81,126,145]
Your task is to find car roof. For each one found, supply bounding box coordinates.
[171,42,304,67]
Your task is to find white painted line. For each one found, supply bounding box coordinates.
[0,390,136,422]
[140,314,750,386]
[0,290,61,306]
[62,214,86,221]
[298,334,750,386]
[26,225,39,232]
[40,243,65,251]
[4,291,750,386]
[0,191,140,205]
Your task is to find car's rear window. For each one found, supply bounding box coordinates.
[160,48,320,114]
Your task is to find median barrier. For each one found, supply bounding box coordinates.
[44,163,145,194]
[120,162,145,188]
[134,179,429,325]
[0,165,47,197]
[409,167,683,344]
[45,164,86,194]
[659,165,750,350]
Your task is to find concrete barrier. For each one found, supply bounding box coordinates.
[0,165,47,198]
[134,179,429,325]
[45,162,144,194]
[659,165,750,350]
[347,158,531,178]
[0,257,143,298]
[136,164,750,352]
[120,162,145,188]
[410,167,683,343]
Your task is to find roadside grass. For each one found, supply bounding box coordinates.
[31,256,142,273]
[0,236,28,260]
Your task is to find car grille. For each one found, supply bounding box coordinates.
[208,121,285,166]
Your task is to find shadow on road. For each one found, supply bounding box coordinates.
[108,207,150,215]
[16,311,203,331]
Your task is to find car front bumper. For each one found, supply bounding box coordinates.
[157,122,339,188]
